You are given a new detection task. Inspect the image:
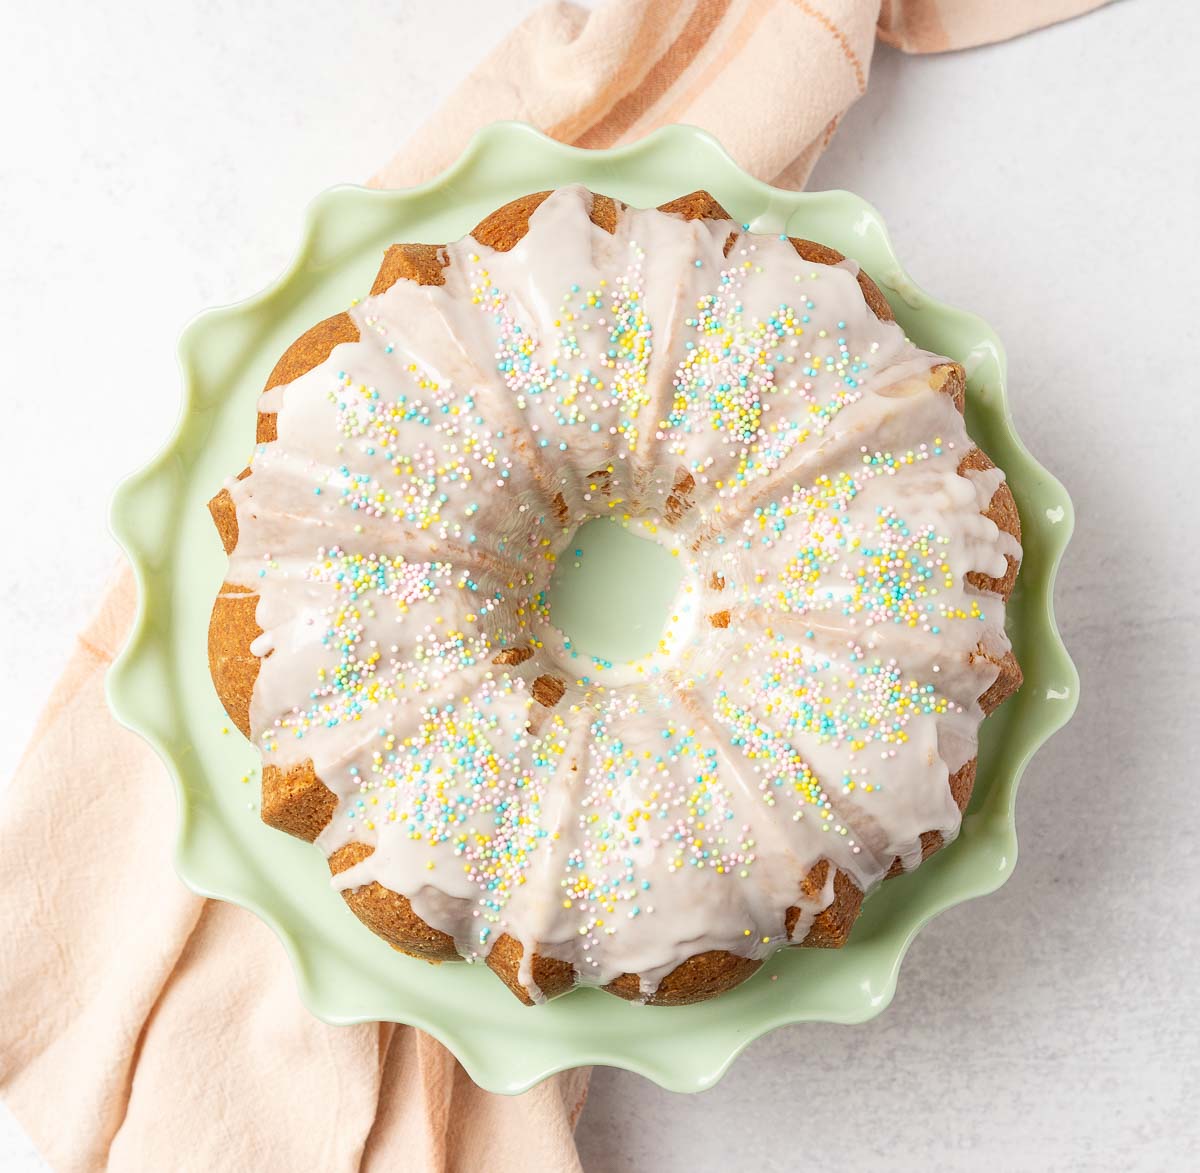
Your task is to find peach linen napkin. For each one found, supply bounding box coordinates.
[0,2,1106,1170]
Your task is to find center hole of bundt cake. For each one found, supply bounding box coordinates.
[548,519,684,664]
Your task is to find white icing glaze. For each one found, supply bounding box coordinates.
[225,187,1019,996]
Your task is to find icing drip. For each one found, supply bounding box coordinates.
[226,186,1018,995]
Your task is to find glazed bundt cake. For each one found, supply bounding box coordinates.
[208,186,1022,1005]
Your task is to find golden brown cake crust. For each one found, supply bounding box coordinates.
[261,762,338,844]
[208,188,1023,1005]
[207,583,260,738]
[487,934,576,1004]
[605,950,763,1006]
[329,843,459,962]
[959,447,1022,598]
[257,312,358,443]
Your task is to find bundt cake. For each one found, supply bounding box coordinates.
[207,186,1022,1005]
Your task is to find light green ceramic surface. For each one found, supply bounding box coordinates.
[107,122,1078,1095]
[549,520,685,662]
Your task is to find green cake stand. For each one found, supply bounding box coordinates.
[108,122,1077,1094]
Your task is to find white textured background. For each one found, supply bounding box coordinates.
[3,1,1198,1169]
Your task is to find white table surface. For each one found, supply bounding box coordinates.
[3,1,1198,1169]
